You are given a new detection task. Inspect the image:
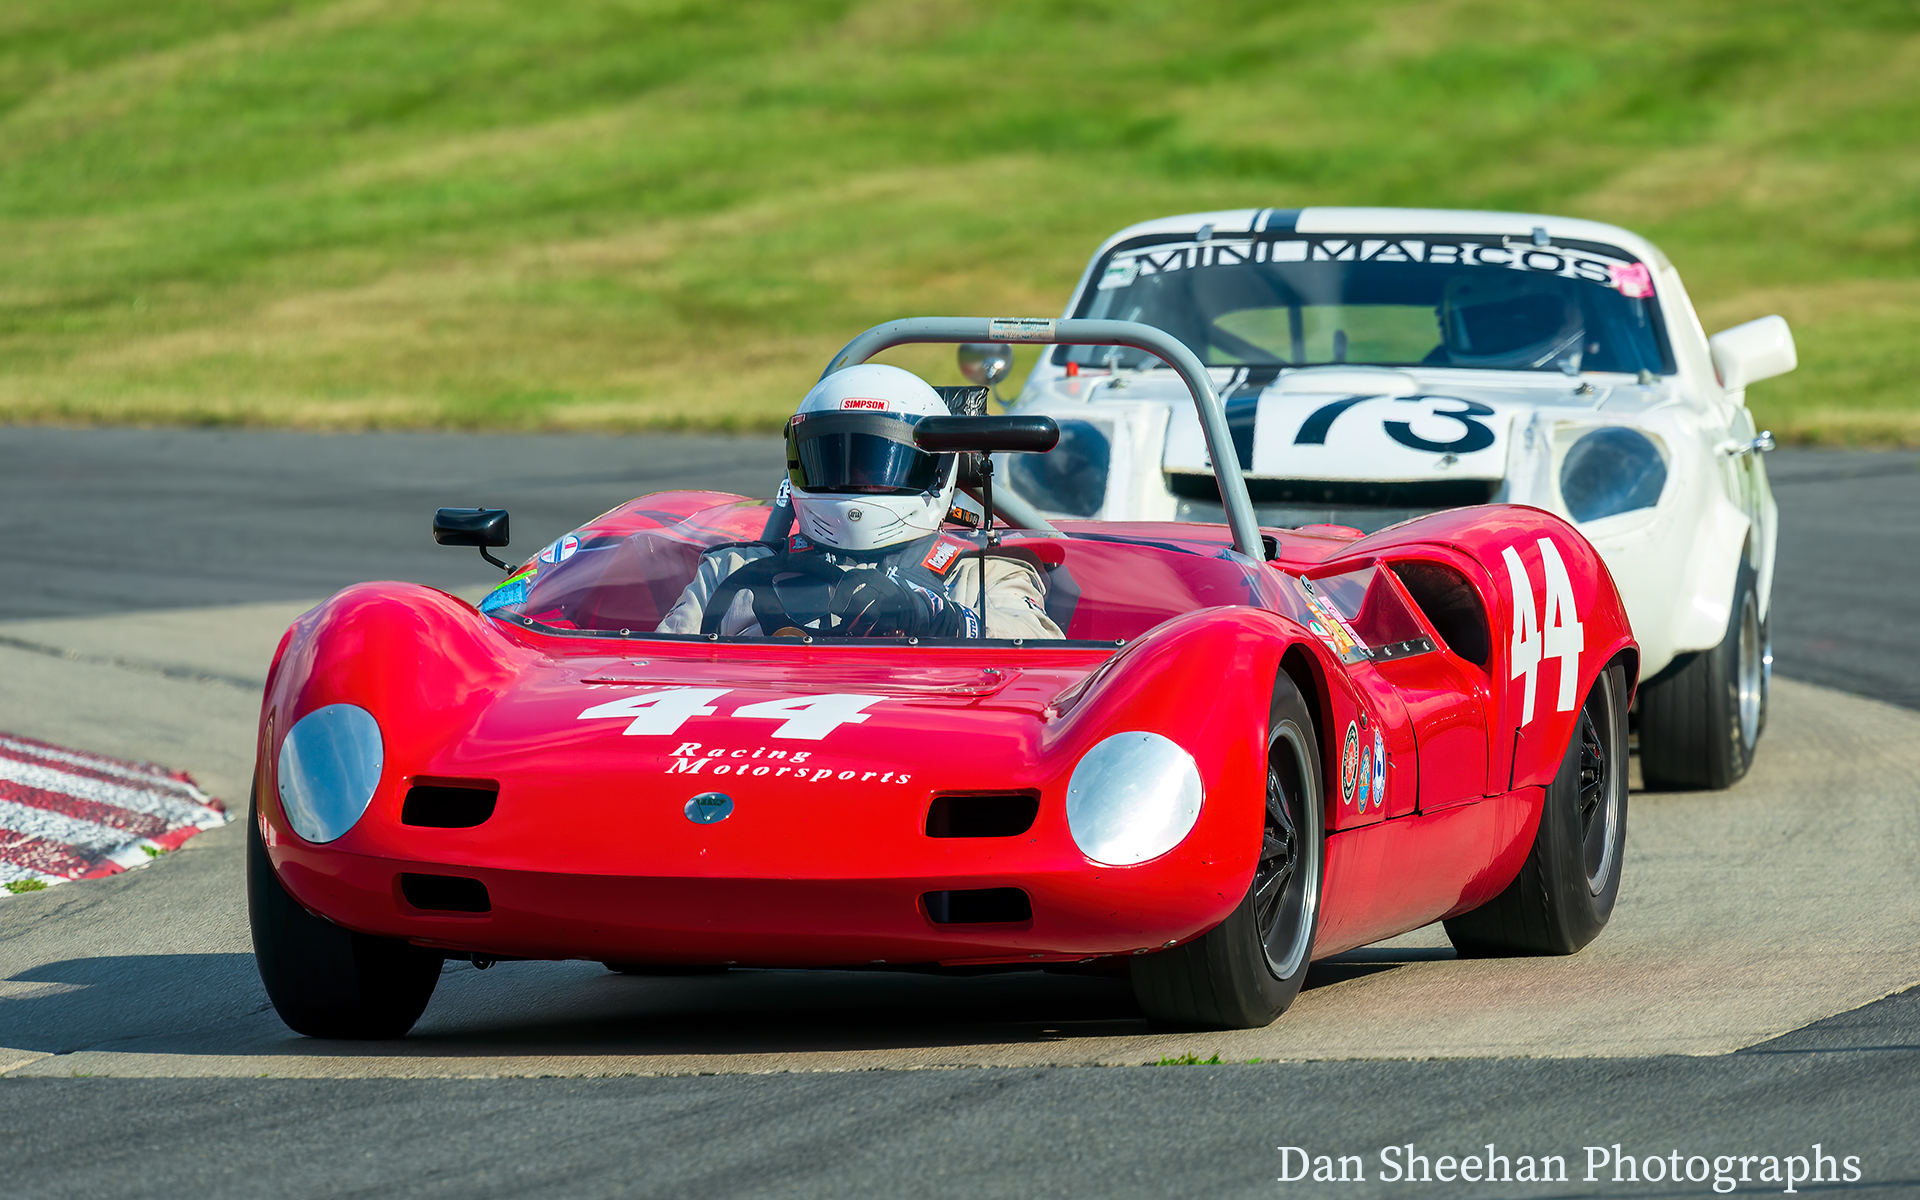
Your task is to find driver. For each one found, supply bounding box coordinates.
[657,364,1064,640]
[1436,273,1586,373]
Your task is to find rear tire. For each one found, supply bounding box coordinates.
[248,790,442,1039]
[1445,663,1628,956]
[1638,559,1767,790]
[1130,673,1323,1029]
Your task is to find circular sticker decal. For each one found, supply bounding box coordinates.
[1340,722,1359,806]
[1357,736,1373,811]
[684,792,734,824]
[1371,731,1387,811]
[539,534,580,565]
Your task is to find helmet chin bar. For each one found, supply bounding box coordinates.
[792,486,947,553]
[824,318,1265,562]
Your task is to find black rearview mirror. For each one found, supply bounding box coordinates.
[433,507,509,547]
[434,507,513,572]
[913,415,1059,455]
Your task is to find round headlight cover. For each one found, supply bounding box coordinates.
[1560,427,1667,523]
[1065,731,1204,866]
[276,703,384,844]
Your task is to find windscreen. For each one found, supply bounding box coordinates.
[474,500,1292,644]
[1060,234,1672,376]
[1294,565,1437,664]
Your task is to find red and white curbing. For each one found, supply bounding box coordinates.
[0,732,228,893]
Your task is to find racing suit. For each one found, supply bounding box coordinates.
[657,531,1064,640]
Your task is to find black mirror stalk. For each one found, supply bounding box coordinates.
[914,416,1060,639]
[912,415,1059,455]
[976,456,995,638]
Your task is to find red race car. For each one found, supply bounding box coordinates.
[250,318,1636,1038]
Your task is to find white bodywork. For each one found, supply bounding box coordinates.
[1005,208,1791,679]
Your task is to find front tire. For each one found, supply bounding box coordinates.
[1638,559,1767,790]
[1445,663,1629,956]
[1130,673,1323,1029]
[248,789,442,1039]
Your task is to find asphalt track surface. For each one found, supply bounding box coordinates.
[2,429,1917,1197]
[0,427,788,617]
[1762,450,1920,710]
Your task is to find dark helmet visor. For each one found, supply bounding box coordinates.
[786,411,953,495]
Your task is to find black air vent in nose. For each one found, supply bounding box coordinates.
[925,793,1040,838]
[922,888,1032,925]
[402,781,498,828]
[400,873,491,913]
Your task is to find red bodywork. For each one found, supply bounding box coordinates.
[257,493,1635,969]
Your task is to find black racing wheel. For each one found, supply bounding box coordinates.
[700,554,840,637]
[702,556,952,639]
[1638,557,1767,790]
[248,780,442,1039]
[1445,662,1629,956]
[1130,671,1324,1029]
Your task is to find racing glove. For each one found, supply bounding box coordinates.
[831,570,976,638]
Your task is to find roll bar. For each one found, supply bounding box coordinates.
[823,317,1263,560]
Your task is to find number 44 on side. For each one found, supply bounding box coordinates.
[1503,538,1584,726]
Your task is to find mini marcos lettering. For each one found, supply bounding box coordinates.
[1109,237,1634,288]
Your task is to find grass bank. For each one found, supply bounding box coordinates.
[1,0,1914,441]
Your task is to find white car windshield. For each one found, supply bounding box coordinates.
[1062,233,1673,376]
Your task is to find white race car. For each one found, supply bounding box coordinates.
[992,207,1794,790]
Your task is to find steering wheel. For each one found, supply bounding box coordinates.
[698,554,841,637]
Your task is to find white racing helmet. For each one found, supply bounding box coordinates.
[785,364,957,552]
